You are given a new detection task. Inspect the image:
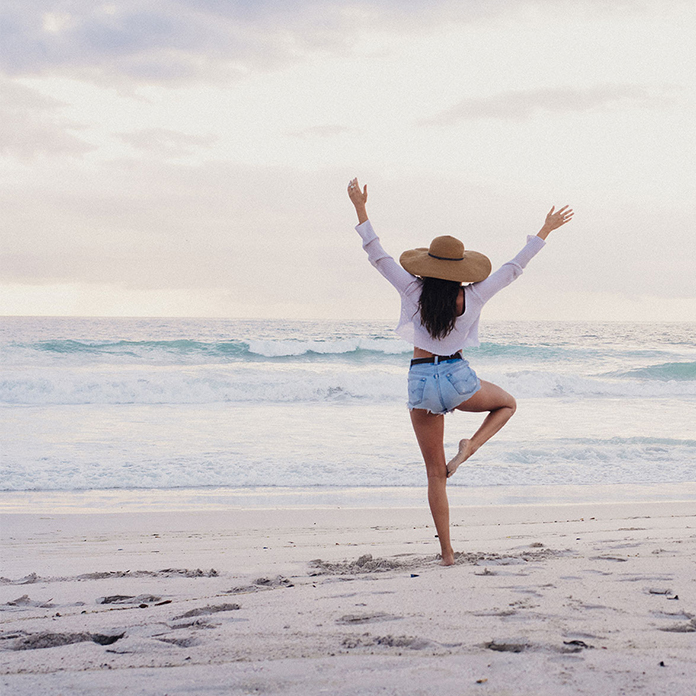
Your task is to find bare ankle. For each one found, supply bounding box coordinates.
[440,547,455,566]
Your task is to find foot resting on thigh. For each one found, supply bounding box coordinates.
[446,439,477,478]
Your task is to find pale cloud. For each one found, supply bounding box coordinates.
[1,1,693,320]
[117,128,218,157]
[0,158,341,296]
[0,1,354,84]
[1,157,693,312]
[287,124,350,138]
[0,0,676,85]
[424,85,675,125]
[1,4,251,83]
[0,80,94,157]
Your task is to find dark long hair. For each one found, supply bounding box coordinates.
[417,277,463,340]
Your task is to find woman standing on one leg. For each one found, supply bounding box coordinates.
[347,178,573,566]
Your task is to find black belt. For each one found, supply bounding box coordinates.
[410,352,462,366]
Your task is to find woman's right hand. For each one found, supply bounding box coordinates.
[348,178,369,224]
[348,177,367,205]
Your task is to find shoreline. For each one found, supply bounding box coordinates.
[2,481,696,514]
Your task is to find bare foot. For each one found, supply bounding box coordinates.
[440,549,455,566]
[446,438,477,478]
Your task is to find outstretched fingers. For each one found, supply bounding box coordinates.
[558,206,574,226]
[545,204,574,230]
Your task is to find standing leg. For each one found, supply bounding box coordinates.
[447,379,517,477]
[409,408,455,566]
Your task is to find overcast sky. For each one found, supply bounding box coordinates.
[1,0,695,321]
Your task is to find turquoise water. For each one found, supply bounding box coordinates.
[1,317,694,492]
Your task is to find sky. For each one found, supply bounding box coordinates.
[1,0,695,322]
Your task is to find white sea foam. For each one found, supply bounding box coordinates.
[2,410,694,491]
[3,364,696,406]
[495,370,696,398]
[1,317,694,492]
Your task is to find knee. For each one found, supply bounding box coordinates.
[424,459,448,482]
[426,467,448,484]
[493,395,516,417]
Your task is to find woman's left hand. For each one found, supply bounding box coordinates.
[538,205,574,239]
[544,205,574,231]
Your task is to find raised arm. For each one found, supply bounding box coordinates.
[470,204,574,305]
[348,177,369,224]
[347,178,420,297]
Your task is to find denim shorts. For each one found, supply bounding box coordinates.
[407,357,481,414]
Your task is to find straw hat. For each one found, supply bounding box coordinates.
[399,235,491,283]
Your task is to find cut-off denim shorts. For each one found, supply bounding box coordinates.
[407,357,481,415]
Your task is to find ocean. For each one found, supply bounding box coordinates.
[1,317,695,505]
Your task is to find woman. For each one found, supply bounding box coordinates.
[347,177,573,566]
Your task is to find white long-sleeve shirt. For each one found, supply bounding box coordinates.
[356,219,546,353]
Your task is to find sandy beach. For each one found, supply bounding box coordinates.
[2,496,695,695]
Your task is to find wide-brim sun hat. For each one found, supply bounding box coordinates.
[400,235,491,283]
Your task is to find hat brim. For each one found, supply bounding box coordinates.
[400,248,491,283]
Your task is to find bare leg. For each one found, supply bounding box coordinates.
[447,380,517,478]
[409,408,454,566]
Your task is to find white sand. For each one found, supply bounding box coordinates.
[1,500,695,695]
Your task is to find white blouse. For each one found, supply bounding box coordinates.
[356,219,546,353]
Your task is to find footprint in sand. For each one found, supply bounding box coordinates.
[659,620,696,633]
[342,633,441,650]
[97,594,162,605]
[155,636,200,648]
[5,631,125,651]
[171,603,241,621]
[2,594,55,609]
[336,612,403,625]
[224,575,294,594]
[589,555,629,562]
